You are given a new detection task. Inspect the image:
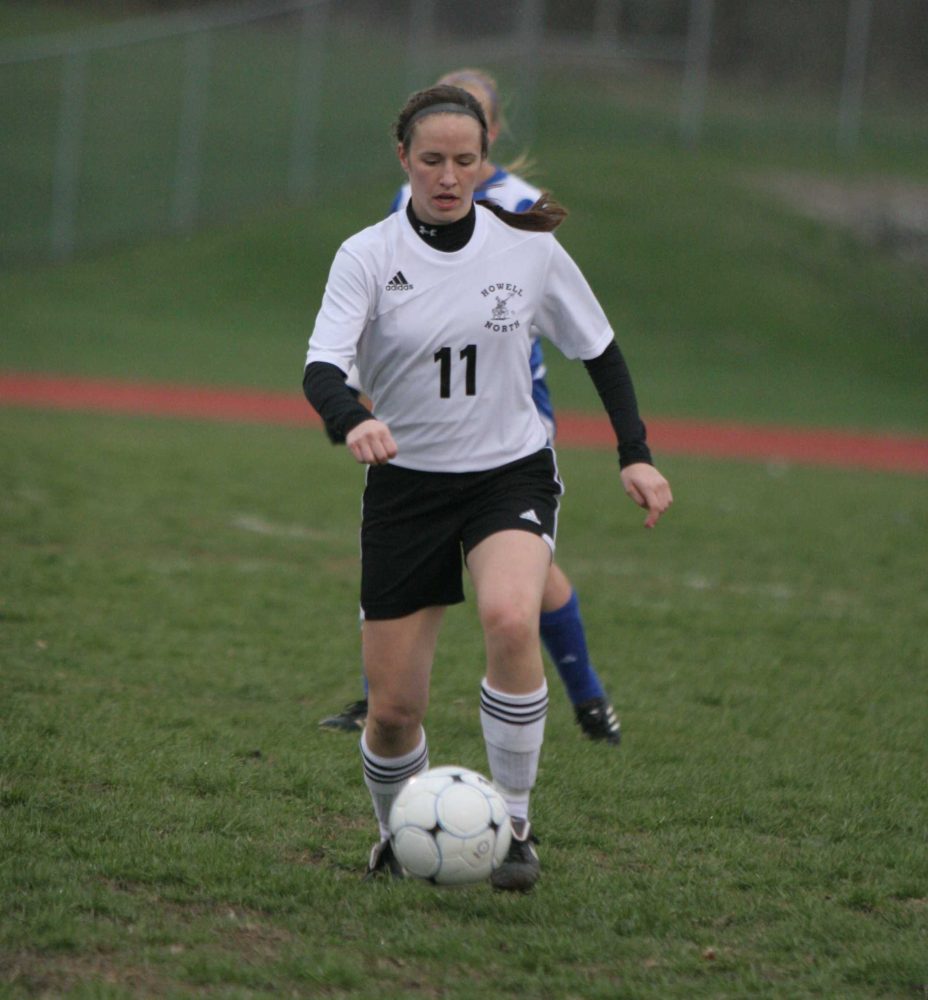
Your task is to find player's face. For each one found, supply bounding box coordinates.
[398,114,485,226]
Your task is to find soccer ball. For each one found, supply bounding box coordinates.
[388,765,512,885]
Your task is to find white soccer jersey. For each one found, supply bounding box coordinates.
[305,206,614,472]
[344,168,543,395]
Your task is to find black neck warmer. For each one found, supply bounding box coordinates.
[406,200,476,252]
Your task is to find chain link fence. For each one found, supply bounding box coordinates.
[1,0,922,266]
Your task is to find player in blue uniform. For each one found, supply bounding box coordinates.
[319,69,622,747]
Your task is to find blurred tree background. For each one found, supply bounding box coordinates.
[70,0,926,91]
[2,0,925,264]
[15,0,926,87]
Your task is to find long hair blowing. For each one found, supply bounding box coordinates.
[479,192,568,233]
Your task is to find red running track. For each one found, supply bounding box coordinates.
[2,371,927,475]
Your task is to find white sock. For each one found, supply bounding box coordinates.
[360,729,429,840]
[479,678,548,823]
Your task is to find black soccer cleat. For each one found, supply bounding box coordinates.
[364,838,404,881]
[319,698,368,732]
[491,819,540,892]
[575,697,622,746]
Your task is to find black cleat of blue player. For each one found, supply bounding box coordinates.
[319,699,368,732]
[575,697,621,746]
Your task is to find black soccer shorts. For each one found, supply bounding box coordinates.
[359,447,562,620]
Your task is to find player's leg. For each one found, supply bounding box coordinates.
[540,563,621,746]
[530,354,620,745]
[360,607,443,878]
[357,462,464,878]
[467,525,551,892]
[364,609,442,757]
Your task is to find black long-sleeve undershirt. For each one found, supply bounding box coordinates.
[303,341,651,467]
[302,363,371,445]
[583,340,653,468]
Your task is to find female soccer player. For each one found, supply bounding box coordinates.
[303,84,672,889]
[320,68,623,747]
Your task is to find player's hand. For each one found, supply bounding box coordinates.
[620,463,673,528]
[345,418,398,466]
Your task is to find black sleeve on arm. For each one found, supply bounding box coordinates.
[583,341,653,468]
[303,362,374,445]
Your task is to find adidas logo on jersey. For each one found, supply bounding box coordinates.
[519,509,542,526]
[385,270,413,291]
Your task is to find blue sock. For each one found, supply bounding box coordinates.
[539,590,606,706]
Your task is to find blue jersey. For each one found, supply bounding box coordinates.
[391,167,556,439]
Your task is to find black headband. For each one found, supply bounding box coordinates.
[402,102,484,146]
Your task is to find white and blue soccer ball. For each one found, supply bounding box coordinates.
[388,765,512,885]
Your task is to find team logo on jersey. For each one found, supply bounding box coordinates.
[491,294,514,322]
[480,282,524,332]
[386,270,413,291]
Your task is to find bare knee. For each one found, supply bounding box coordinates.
[367,699,423,748]
[480,600,538,657]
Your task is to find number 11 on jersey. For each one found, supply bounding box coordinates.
[434,345,477,398]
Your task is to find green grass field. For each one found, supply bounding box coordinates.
[2,409,926,998]
[2,7,928,996]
